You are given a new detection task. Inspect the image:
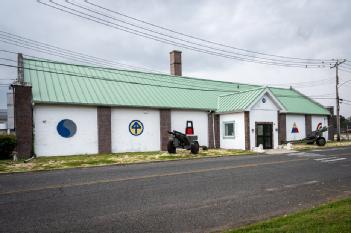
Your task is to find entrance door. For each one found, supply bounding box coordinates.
[256,123,273,149]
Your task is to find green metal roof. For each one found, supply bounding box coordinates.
[217,88,266,113]
[269,87,330,115]
[23,58,330,115]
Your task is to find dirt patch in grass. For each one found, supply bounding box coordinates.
[225,197,351,233]
[0,149,253,173]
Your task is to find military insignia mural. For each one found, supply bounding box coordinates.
[57,119,77,138]
[129,120,144,136]
[291,122,299,133]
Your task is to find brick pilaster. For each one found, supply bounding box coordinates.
[14,85,33,159]
[160,109,171,151]
[305,114,312,137]
[278,113,286,144]
[97,107,111,153]
[214,114,220,148]
[244,111,250,150]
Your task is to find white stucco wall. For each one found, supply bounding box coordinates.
[171,110,209,146]
[286,114,306,141]
[250,94,279,149]
[312,115,329,139]
[33,105,98,156]
[111,108,160,153]
[220,113,245,150]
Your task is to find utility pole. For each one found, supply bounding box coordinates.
[331,59,346,141]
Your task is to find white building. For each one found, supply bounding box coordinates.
[11,51,331,158]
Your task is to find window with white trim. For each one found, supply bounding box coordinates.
[223,121,235,138]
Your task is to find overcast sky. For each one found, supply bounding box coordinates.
[0,0,350,116]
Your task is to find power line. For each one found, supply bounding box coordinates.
[305,92,335,97]
[0,52,342,100]
[339,79,351,87]
[65,0,337,67]
[0,62,339,101]
[68,0,331,66]
[24,58,341,92]
[83,0,335,63]
[37,0,333,68]
[2,42,338,92]
[17,57,336,91]
[1,49,338,91]
[339,68,351,74]
[0,49,18,55]
[0,36,126,68]
[44,0,306,67]
[14,57,242,92]
[291,80,336,89]
[265,77,334,87]
[339,64,351,70]
[0,62,240,92]
[342,62,351,67]
[0,30,165,73]
[0,57,17,63]
[0,37,170,75]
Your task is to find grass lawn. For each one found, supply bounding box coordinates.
[0,149,253,173]
[292,140,351,151]
[225,197,351,233]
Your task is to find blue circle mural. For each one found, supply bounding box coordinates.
[129,120,144,136]
[57,119,77,138]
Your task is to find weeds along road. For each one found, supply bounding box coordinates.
[1,147,351,233]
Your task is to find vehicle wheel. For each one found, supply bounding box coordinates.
[316,137,326,146]
[202,146,208,151]
[167,140,176,154]
[190,142,199,154]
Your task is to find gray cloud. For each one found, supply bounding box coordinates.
[0,0,350,116]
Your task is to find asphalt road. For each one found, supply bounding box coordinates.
[1,147,351,233]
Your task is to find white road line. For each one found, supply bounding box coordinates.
[289,152,325,157]
[303,180,319,185]
[284,184,299,188]
[284,180,319,188]
[312,147,349,152]
[321,158,347,163]
[314,157,337,161]
[266,180,319,192]
[265,188,279,192]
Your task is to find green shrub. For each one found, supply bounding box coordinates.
[0,135,16,160]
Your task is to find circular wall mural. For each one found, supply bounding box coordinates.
[57,119,77,138]
[129,120,144,136]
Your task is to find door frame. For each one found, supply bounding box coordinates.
[255,122,274,149]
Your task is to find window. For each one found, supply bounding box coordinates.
[223,121,235,138]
